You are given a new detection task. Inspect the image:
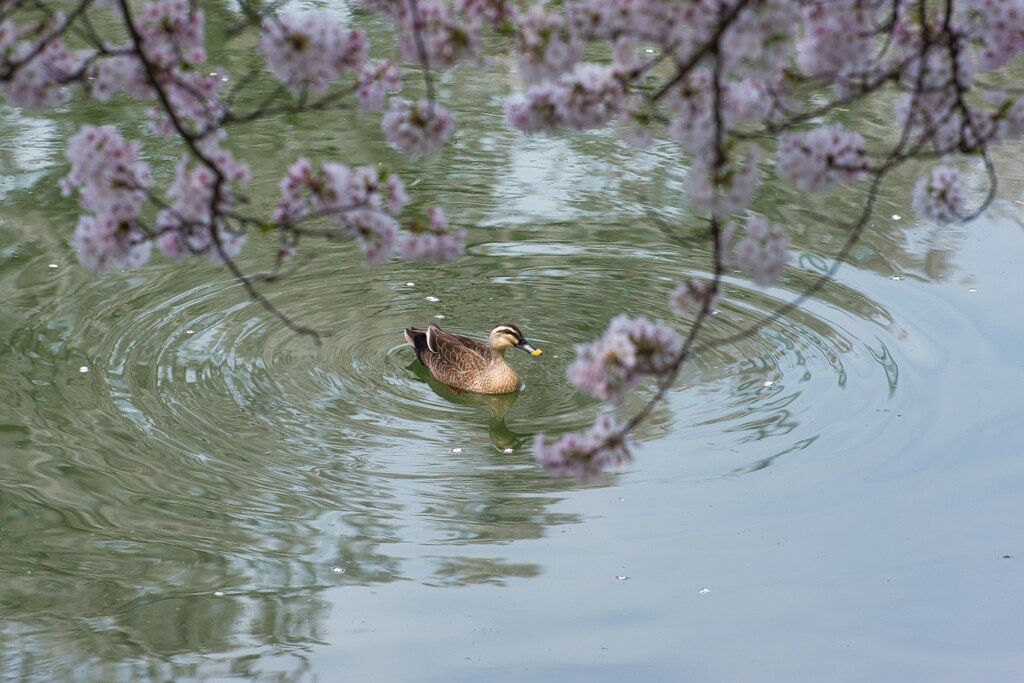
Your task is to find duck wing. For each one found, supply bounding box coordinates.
[425,324,489,358]
[407,324,488,390]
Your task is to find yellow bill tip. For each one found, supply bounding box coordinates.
[531,348,543,356]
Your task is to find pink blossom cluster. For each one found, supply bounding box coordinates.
[133,0,206,69]
[960,0,1024,71]
[665,72,770,162]
[356,60,403,113]
[720,0,797,79]
[398,207,466,262]
[276,158,405,221]
[671,279,722,315]
[455,0,516,26]
[91,55,151,102]
[912,166,967,222]
[260,13,368,93]
[534,415,633,481]
[720,216,790,287]
[687,146,763,217]
[505,63,625,133]
[381,99,456,156]
[795,0,877,81]
[567,315,683,404]
[155,154,248,265]
[396,0,482,69]
[150,70,228,136]
[514,2,584,84]
[572,0,704,54]
[776,125,869,192]
[72,215,153,274]
[275,158,413,264]
[61,125,154,272]
[0,16,84,108]
[82,2,222,134]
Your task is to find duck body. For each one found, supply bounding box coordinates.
[404,322,542,394]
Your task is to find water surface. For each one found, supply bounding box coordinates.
[1,4,1023,681]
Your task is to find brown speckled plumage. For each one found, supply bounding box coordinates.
[404,322,542,394]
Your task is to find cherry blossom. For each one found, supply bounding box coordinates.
[568,315,683,404]
[720,0,797,79]
[356,60,403,113]
[382,99,456,155]
[960,0,1024,71]
[534,415,633,481]
[260,13,368,93]
[671,279,722,315]
[91,55,152,102]
[62,125,153,220]
[776,125,869,192]
[796,0,878,82]
[73,214,153,273]
[687,146,763,217]
[397,0,482,69]
[912,166,967,222]
[505,63,625,133]
[398,207,466,262]
[514,2,583,84]
[0,18,85,109]
[155,157,248,265]
[720,216,790,287]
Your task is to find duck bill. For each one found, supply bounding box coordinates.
[516,339,543,356]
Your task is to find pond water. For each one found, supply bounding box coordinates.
[2,5,1024,682]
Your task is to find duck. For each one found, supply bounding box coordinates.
[404,322,542,394]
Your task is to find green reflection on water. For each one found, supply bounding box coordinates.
[2,3,991,681]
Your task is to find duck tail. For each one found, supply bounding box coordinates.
[404,327,428,362]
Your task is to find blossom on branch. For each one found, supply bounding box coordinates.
[959,0,1024,71]
[155,157,247,265]
[398,207,466,262]
[687,146,763,217]
[0,15,85,108]
[534,415,633,481]
[505,63,625,133]
[356,60,403,113]
[73,215,153,274]
[514,2,583,84]
[260,13,368,93]
[62,125,154,272]
[912,166,967,222]
[671,279,722,315]
[62,125,152,220]
[397,0,482,69]
[720,216,790,287]
[382,99,456,155]
[776,125,869,192]
[796,0,877,82]
[568,316,683,404]
[134,0,206,69]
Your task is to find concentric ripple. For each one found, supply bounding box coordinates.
[73,232,903,485]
